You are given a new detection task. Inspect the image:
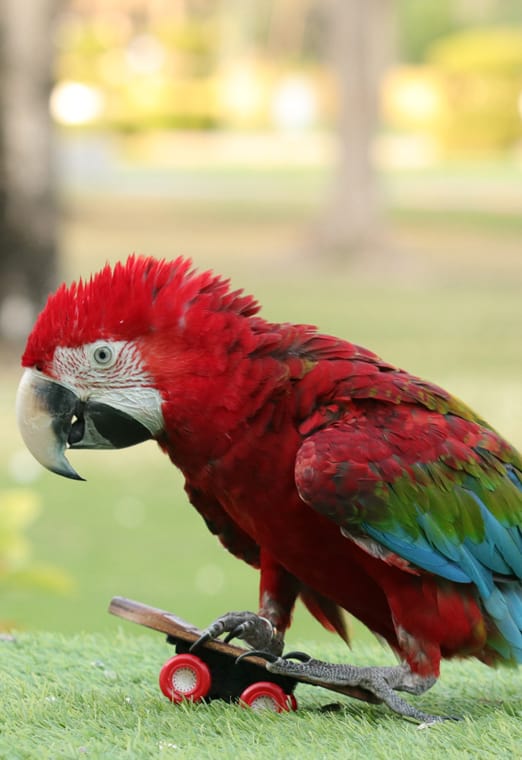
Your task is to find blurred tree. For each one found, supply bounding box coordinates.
[0,0,59,342]
[316,0,393,258]
[266,0,310,60]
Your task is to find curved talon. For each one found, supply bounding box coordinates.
[189,633,211,653]
[224,625,246,645]
[235,649,279,665]
[417,715,461,729]
[189,611,279,654]
[282,650,312,663]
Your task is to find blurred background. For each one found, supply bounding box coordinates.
[1,0,521,645]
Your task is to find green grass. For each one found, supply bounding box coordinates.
[1,632,521,759]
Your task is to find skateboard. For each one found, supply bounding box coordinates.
[109,596,380,712]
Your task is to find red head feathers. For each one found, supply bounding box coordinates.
[22,256,260,369]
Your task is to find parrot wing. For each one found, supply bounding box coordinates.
[295,399,522,661]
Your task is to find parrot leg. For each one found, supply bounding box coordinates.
[190,611,284,655]
[239,652,451,725]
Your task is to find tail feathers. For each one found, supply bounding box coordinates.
[299,586,350,645]
[419,496,522,663]
[503,585,522,629]
[453,545,522,661]
[484,585,522,662]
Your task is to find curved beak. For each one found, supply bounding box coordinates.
[16,368,154,480]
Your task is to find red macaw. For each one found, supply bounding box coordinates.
[16,256,522,723]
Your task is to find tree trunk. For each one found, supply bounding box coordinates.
[0,0,59,342]
[317,0,392,258]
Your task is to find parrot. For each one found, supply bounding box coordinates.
[16,255,522,723]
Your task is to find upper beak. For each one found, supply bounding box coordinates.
[16,368,154,480]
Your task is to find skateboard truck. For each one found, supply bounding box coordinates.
[109,596,297,712]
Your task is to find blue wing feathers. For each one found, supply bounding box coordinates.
[506,464,522,489]
[468,495,522,577]
[483,588,522,659]
[363,478,522,661]
[362,523,471,583]
[503,586,522,630]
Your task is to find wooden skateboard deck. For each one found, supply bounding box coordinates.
[110,596,264,662]
[109,596,379,705]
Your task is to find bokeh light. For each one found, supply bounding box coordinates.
[50,81,105,126]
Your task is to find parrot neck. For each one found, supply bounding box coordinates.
[148,319,315,477]
[143,316,358,477]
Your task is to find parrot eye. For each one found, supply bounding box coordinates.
[91,343,116,368]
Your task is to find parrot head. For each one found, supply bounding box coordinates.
[16,255,260,480]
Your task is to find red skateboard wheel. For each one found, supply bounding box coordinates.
[159,653,212,703]
[239,681,297,713]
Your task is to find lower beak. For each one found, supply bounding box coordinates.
[16,368,153,480]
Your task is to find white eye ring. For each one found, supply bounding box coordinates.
[91,343,116,368]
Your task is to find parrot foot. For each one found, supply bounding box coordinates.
[238,651,453,725]
[190,611,284,655]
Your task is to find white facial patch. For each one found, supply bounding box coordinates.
[51,340,165,436]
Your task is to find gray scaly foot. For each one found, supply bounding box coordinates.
[238,651,457,725]
[190,610,283,655]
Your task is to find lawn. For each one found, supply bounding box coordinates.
[2,631,521,759]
